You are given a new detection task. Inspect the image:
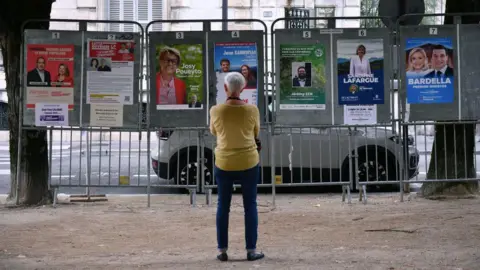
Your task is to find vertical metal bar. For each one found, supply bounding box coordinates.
[108,130,112,185]
[118,132,123,184]
[434,124,438,180]
[144,22,151,207]
[128,131,132,182]
[328,128,332,182]
[309,128,312,183]
[222,0,228,31]
[270,124,276,207]
[456,20,462,120]
[86,128,92,199]
[443,124,447,179]
[69,128,73,185]
[464,123,468,179]
[98,128,103,184]
[454,123,458,178]
[200,130,206,193]
[423,123,428,176]
[299,129,303,182]
[48,128,53,190]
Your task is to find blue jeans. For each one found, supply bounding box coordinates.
[215,164,259,252]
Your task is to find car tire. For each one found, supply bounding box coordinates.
[356,149,399,192]
[341,147,398,192]
[172,149,214,192]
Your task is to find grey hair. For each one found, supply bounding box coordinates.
[224,72,246,94]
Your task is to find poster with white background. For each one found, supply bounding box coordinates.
[344,105,377,125]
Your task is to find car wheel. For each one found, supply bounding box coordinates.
[357,150,398,192]
[175,150,213,190]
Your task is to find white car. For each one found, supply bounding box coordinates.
[150,94,420,192]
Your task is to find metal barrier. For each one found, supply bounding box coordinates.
[13,13,480,208]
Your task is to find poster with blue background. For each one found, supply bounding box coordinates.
[405,38,454,104]
[214,42,258,106]
[337,39,384,105]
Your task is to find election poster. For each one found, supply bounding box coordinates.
[279,44,326,110]
[214,42,258,105]
[153,44,204,110]
[26,44,75,109]
[35,103,69,126]
[86,39,135,105]
[405,37,455,104]
[337,39,384,105]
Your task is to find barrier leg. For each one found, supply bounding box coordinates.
[362,185,368,205]
[53,187,58,208]
[347,186,351,204]
[189,188,196,207]
[341,185,346,202]
[206,188,212,206]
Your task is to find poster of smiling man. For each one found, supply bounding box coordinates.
[405,37,454,104]
[337,39,385,105]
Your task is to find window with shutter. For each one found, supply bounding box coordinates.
[151,0,163,31]
[138,0,149,21]
[109,0,121,31]
[108,0,163,32]
[123,0,135,32]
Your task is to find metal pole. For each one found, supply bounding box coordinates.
[222,0,228,30]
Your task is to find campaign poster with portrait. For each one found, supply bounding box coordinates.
[405,38,455,104]
[86,39,135,105]
[25,44,75,109]
[279,44,326,110]
[154,44,204,110]
[213,42,258,105]
[337,39,384,105]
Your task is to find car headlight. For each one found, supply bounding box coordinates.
[389,135,414,145]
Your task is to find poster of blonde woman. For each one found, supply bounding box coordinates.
[405,38,454,104]
[337,39,384,105]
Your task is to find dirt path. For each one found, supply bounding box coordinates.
[0,193,479,270]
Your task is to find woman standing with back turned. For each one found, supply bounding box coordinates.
[209,72,265,262]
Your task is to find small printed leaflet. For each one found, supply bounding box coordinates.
[35,103,69,126]
[90,104,124,127]
[343,105,377,125]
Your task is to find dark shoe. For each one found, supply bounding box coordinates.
[217,252,228,262]
[247,251,264,261]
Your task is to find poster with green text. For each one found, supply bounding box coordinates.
[279,44,327,110]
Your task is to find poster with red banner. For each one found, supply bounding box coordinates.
[86,39,135,105]
[25,44,75,109]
